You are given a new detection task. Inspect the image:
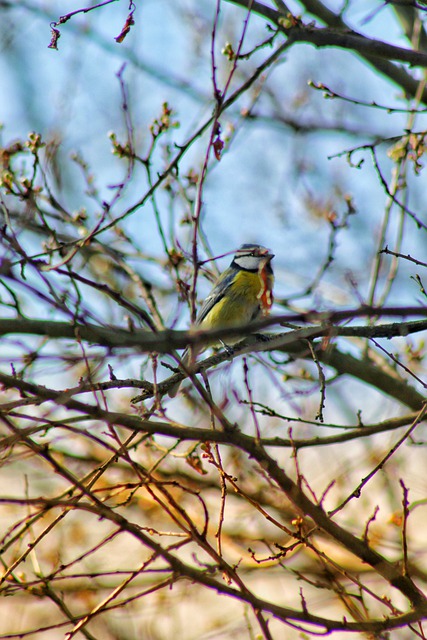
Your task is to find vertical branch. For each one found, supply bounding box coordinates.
[243,357,262,441]
[189,0,223,322]
[190,0,255,322]
[201,370,227,561]
[368,73,427,308]
[306,339,326,422]
[399,479,410,577]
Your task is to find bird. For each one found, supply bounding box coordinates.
[168,243,274,397]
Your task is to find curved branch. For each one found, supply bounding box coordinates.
[228,0,427,103]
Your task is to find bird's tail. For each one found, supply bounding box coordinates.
[168,348,193,397]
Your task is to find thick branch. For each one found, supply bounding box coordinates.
[228,0,427,103]
[0,312,426,351]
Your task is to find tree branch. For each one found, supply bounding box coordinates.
[0,312,426,352]
[227,0,427,103]
[1,314,426,409]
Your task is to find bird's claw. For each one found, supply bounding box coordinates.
[220,340,235,358]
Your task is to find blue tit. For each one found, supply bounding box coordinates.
[169,243,274,397]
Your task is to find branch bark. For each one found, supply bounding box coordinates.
[0,314,426,352]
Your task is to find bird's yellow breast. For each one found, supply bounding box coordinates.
[200,270,270,330]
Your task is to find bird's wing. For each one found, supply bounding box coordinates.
[196,269,236,325]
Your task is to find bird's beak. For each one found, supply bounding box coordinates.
[260,247,274,260]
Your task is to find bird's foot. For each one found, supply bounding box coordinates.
[220,340,235,358]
